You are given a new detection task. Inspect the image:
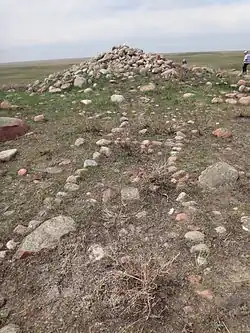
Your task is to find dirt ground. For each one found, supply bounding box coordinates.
[0,67,249,332]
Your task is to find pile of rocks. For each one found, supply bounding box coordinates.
[27,44,191,93]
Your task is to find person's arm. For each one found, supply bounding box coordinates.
[244,55,248,62]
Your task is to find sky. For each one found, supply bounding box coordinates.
[1,0,249,63]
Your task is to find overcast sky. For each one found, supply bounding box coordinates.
[1,0,249,62]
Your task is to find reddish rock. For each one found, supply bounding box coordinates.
[0,100,12,109]
[237,79,246,86]
[17,168,27,176]
[213,128,232,138]
[196,289,214,300]
[175,212,188,222]
[0,117,29,142]
[34,114,45,122]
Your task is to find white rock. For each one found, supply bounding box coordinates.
[84,159,98,168]
[0,149,17,162]
[111,94,125,103]
[215,226,227,234]
[93,152,101,160]
[100,146,111,157]
[64,183,80,192]
[140,83,156,92]
[84,88,93,93]
[0,251,7,259]
[81,99,92,105]
[176,192,187,202]
[88,244,105,262]
[185,231,205,243]
[183,93,195,98]
[121,187,140,201]
[49,86,61,93]
[74,138,85,147]
[241,216,250,232]
[96,139,111,146]
[66,175,79,183]
[6,239,18,250]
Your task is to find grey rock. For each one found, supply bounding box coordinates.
[64,183,80,192]
[0,324,20,333]
[100,146,111,157]
[15,216,76,258]
[140,82,156,92]
[111,94,125,103]
[96,139,111,146]
[185,231,205,243]
[84,159,98,168]
[121,187,140,201]
[199,162,238,189]
[0,149,17,162]
[190,243,210,253]
[241,216,250,232]
[88,244,105,262]
[74,138,85,147]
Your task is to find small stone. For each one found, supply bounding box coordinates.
[74,138,85,147]
[136,210,147,219]
[215,226,226,234]
[225,98,237,105]
[167,156,177,165]
[66,175,79,183]
[34,114,45,122]
[140,83,156,92]
[100,146,111,157]
[213,128,232,138]
[141,140,150,146]
[74,76,86,88]
[239,96,250,106]
[168,208,175,215]
[139,129,148,134]
[92,152,101,160]
[0,324,20,333]
[121,187,140,201]
[241,216,250,232]
[13,225,27,235]
[185,231,205,243]
[81,99,92,105]
[3,210,14,217]
[183,93,195,98]
[0,149,17,162]
[196,289,213,300]
[176,192,187,202]
[84,159,98,168]
[0,251,6,259]
[88,244,105,262]
[111,127,124,134]
[49,87,61,93]
[212,97,223,104]
[168,166,178,173]
[6,239,18,250]
[84,87,93,93]
[59,159,71,166]
[190,243,210,253]
[64,183,80,192]
[96,139,111,146]
[175,213,188,222]
[17,168,27,176]
[44,167,63,174]
[111,94,125,103]
[28,220,41,229]
[120,121,129,128]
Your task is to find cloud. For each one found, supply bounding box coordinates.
[1,0,249,61]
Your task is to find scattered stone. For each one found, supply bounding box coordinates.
[168,166,178,173]
[6,239,18,250]
[0,100,13,109]
[64,183,80,192]
[183,92,195,98]
[59,159,71,166]
[81,99,92,105]
[168,208,175,215]
[136,210,147,219]
[121,187,140,201]
[111,94,125,103]
[239,96,250,106]
[0,149,17,162]
[15,216,76,259]
[241,216,250,232]
[167,156,177,165]
[190,243,210,253]
[13,225,28,235]
[66,175,79,183]
[213,128,232,138]
[28,220,41,229]
[88,244,105,262]
[140,82,156,92]
[84,87,93,93]
[111,127,124,134]
[96,139,111,146]
[215,226,227,234]
[175,213,188,222]
[0,324,20,333]
[184,231,205,243]
[139,129,148,135]
[120,121,129,128]
[176,192,187,202]
[17,168,27,176]
[100,146,111,157]
[0,251,7,259]
[93,152,101,160]
[74,76,86,88]
[74,169,87,177]
[211,97,223,104]
[74,138,85,147]
[44,167,63,174]
[199,162,238,189]
[49,86,61,93]
[34,114,45,122]
[84,159,98,168]
[225,98,237,105]
[196,289,213,300]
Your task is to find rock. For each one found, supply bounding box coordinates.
[176,192,187,202]
[100,146,111,157]
[239,85,246,92]
[241,216,250,232]
[225,98,237,105]
[64,183,80,192]
[213,128,232,138]
[0,251,7,259]
[28,220,41,229]
[237,79,246,86]
[196,289,213,300]
[0,324,20,333]
[74,76,86,88]
[215,226,226,234]
[43,167,63,174]
[190,243,210,253]
[140,83,156,92]
[199,162,238,189]
[184,231,205,243]
[0,100,13,109]
[84,87,93,93]
[84,159,98,168]
[13,224,28,235]
[17,168,27,176]
[211,97,223,104]
[96,139,111,146]
[111,94,125,103]
[0,117,29,142]
[175,213,188,222]
[15,216,76,259]
[49,86,61,93]
[66,175,79,183]
[93,152,101,160]
[239,96,250,106]
[74,138,85,147]
[34,114,45,122]
[0,149,17,162]
[81,99,92,105]
[88,244,105,262]
[121,187,140,201]
[183,93,195,98]
[6,239,18,250]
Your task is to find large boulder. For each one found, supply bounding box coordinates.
[199,162,238,189]
[0,117,29,142]
[14,215,76,259]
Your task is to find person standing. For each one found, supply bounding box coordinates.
[242,50,250,74]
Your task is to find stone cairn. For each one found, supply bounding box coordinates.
[27,44,193,93]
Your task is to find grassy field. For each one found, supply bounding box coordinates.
[0,53,249,332]
[0,51,243,86]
